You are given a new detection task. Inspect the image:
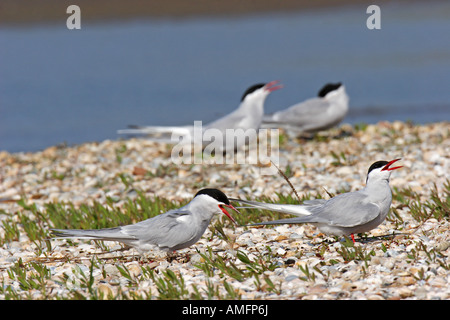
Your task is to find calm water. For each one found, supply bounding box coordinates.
[1,2,449,153]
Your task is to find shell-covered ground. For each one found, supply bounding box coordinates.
[0,121,449,300]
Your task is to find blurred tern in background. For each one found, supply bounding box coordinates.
[262,82,349,134]
[118,81,282,152]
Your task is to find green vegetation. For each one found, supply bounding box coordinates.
[0,180,448,299]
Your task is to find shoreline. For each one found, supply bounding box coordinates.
[1,120,448,155]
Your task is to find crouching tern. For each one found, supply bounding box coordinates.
[117,81,282,152]
[52,188,239,254]
[231,159,402,242]
[262,82,349,134]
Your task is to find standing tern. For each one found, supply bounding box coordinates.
[52,188,239,254]
[117,81,282,152]
[262,82,349,134]
[231,159,402,242]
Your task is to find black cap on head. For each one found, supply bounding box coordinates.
[367,161,389,175]
[317,82,342,98]
[194,188,230,205]
[241,83,266,102]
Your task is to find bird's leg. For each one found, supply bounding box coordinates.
[350,233,355,243]
[131,248,138,262]
[166,251,177,262]
[165,250,191,263]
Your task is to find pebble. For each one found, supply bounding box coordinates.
[0,121,449,300]
[97,283,115,298]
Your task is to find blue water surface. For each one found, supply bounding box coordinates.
[0,1,449,152]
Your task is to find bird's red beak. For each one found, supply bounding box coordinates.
[219,204,239,225]
[264,80,283,92]
[382,158,403,171]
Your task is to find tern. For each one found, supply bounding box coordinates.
[117,81,282,152]
[231,159,402,242]
[52,188,239,254]
[262,82,349,134]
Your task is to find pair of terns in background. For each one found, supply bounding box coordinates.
[117,81,349,150]
[53,159,402,253]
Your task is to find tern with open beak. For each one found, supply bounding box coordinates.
[232,159,402,243]
[52,188,239,254]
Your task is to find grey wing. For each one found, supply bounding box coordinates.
[264,98,330,126]
[52,209,198,248]
[121,209,198,250]
[251,192,380,228]
[205,109,249,132]
[305,192,381,227]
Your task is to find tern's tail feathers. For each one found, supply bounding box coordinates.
[230,198,312,217]
[117,126,191,136]
[51,227,135,242]
[250,216,311,226]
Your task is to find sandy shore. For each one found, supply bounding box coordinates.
[1,0,407,25]
[0,121,449,300]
